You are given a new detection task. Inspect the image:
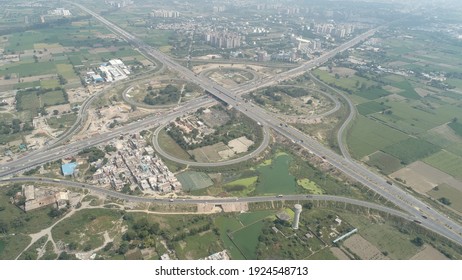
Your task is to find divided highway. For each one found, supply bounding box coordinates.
[1,2,460,246]
[68,3,462,246]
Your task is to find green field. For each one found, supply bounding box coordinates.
[392,81,421,100]
[158,129,191,160]
[366,151,403,175]
[214,216,245,260]
[423,150,462,180]
[0,235,31,260]
[225,177,258,188]
[448,122,462,137]
[231,220,265,259]
[237,210,276,226]
[356,87,391,100]
[0,61,57,77]
[56,64,78,80]
[255,154,298,195]
[341,213,420,259]
[347,116,409,158]
[357,101,390,115]
[297,178,323,194]
[47,114,77,130]
[428,184,462,213]
[42,90,66,106]
[177,171,213,191]
[51,209,122,252]
[174,231,223,260]
[382,138,441,165]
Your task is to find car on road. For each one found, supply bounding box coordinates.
[169,198,174,202]
[277,194,283,198]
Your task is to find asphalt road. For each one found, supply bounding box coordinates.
[1,177,412,220]
[4,2,461,246]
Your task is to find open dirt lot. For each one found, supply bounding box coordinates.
[228,136,254,154]
[391,161,462,193]
[330,247,351,260]
[343,234,389,260]
[410,245,449,260]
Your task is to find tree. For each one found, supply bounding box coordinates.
[411,237,424,247]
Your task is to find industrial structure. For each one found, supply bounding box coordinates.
[293,204,302,229]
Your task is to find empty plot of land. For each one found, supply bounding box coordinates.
[391,161,462,193]
[330,247,351,260]
[176,171,213,191]
[201,108,230,128]
[383,85,404,94]
[189,142,231,162]
[410,245,449,260]
[343,234,389,260]
[228,136,254,154]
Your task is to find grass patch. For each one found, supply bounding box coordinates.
[51,209,122,252]
[428,184,462,213]
[448,122,462,137]
[158,129,191,160]
[356,87,391,100]
[177,171,213,191]
[297,178,323,194]
[0,235,31,260]
[214,216,245,260]
[231,220,265,260]
[174,231,223,260]
[237,210,275,226]
[366,151,403,175]
[347,116,409,159]
[423,150,462,180]
[357,101,390,115]
[382,138,441,165]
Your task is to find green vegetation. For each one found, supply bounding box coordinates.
[382,138,441,165]
[0,235,31,260]
[297,178,323,194]
[357,101,390,115]
[347,116,409,158]
[428,184,462,212]
[144,84,181,106]
[367,151,403,175]
[157,129,191,160]
[78,147,105,163]
[423,150,462,180]
[0,185,58,234]
[231,220,265,259]
[448,121,462,137]
[255,154,298,195]
[52,209,123,252]
[177,171,213,191]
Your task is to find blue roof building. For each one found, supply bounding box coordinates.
[61,162,77,176]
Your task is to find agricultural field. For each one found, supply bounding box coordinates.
[176,171,214,191]
[428,184,462,213]
[347,116,409,159]
[366,151,403,175]
[382,138,440,165]
[423,150,462,180]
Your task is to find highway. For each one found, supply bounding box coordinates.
[0,97,214,177]
[1,177,413,221]
[0,2,459,246]
[67,3,462,246]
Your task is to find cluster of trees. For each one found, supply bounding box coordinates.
[78,147,105,163]
[144,84,181,105]
[167,110,262,151]
[0,119,34,135]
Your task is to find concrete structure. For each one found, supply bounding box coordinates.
[61,162,78,176]
[293,204,302,229]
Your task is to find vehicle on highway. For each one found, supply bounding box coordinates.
[169,198,174,202]
[277,194,283,198]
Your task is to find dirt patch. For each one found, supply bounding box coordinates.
[390,161,462,193]
[330,247,351,260]
[343,234,389,260]
[331,67,356,77]
[228,136,254,154]
[383,86,404,94]
[414,88,435,98]
[410,245,449,260]
[429,123,462,143]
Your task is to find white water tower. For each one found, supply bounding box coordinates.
[293,204,302,229]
